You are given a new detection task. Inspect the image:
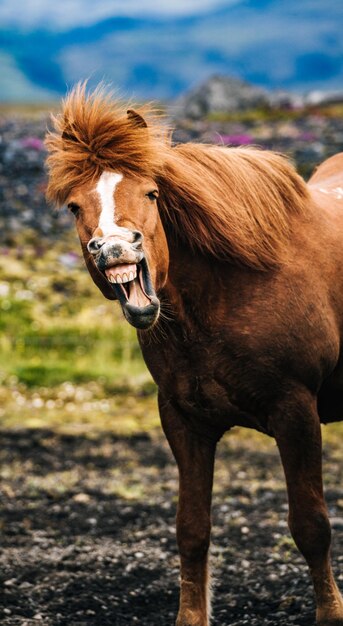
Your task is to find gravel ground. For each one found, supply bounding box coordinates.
[0,426,342,626]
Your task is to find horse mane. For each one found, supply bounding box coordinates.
[157,144,310,268]
[45,82,168,206]
[46,84,310,270]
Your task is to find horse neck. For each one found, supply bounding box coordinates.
[160,228,267,334]
[162,233,223,325]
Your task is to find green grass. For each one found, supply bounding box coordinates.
[1,232,343,444]
[0,231,153,399]
[206,103,343,124]
[4,326,143,388]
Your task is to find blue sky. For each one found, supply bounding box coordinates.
[0,0,342,102]
[0,0,238,28]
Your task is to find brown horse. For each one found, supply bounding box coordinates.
[45,84,343,626]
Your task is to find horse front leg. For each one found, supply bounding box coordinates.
[271,389,343,626]
[159,395,217,626]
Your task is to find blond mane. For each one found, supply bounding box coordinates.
[157,144,310,268]
[46,84,310,269]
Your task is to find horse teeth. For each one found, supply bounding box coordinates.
[107,266,137,283]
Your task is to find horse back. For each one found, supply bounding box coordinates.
[308,152,343,195]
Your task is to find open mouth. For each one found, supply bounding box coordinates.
[103,257,160,330]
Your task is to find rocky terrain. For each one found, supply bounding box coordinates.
[0,112,71,241]
[0,425,342,626]
[172,75,343,119]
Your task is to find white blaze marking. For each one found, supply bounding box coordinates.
[96,171,123,235]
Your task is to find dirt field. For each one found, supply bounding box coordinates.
[0,424,342,626]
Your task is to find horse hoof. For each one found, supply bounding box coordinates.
[176,620,206,626]
[176,610,207,626]
[317,596,343,625]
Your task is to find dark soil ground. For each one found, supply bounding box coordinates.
[0,425,342,626]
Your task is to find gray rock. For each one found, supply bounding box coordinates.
[331,517,343,529]
[267,89,305,109]
[305,90,343,107]
[171,75,270,120]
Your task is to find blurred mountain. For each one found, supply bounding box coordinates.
[172,76,270,119]
[0,0,342,102]
[171,76,343,120]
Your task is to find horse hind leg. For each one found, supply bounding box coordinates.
[271,389,343,626]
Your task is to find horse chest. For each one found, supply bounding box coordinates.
[142,335,230,406]
[172,371,231,415]
[161,358,273,436]
[142,334,265,433]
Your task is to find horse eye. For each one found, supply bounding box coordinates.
[146,191,158,202]
[67,202,80,216]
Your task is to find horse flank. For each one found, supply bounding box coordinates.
[45,84,310,269]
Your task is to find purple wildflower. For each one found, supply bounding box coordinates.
[217,133,254,146]
[20,137,45,151]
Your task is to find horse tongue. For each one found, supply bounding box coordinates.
[128,277,151,308]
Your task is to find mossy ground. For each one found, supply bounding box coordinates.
[0,230,159,435]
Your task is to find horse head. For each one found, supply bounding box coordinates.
[46,88,170,329]
[67,155,169,330]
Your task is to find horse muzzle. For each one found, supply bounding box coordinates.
[87,233,160,330]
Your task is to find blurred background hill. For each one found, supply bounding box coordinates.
[1,0,343,102]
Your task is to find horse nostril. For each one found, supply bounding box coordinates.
[87,238,104,254]
[132,230,143,247]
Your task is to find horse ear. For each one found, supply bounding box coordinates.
[127,109,147,129]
